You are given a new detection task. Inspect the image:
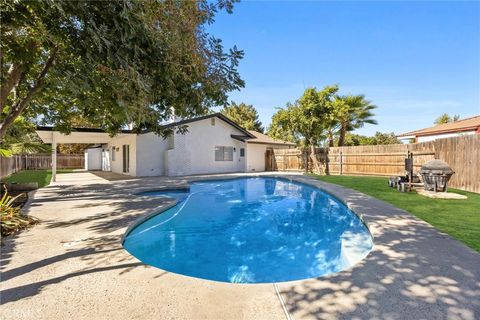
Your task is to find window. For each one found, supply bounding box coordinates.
[111,147,116,161]
[211,118,215,126]
[215,146,233,161]
[240,148,245,157]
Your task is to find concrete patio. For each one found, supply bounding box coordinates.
[1,172,479,319]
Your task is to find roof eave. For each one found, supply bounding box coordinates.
[36,126,133,134]
[230,134,252,142]
[397,135,416,139]
[414,127,479,137]
[247,141,296,146]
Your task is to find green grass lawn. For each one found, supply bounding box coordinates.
[2,169,74,188]
[310,175,480,252]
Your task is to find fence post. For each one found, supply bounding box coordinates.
[305,149,308,173]
[340,151,343,175]
[325,147,329,175]
[270,150,274,171]
[52,135,57,182]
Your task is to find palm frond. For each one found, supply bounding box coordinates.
[8,142,51,154]
[0,148,13,158]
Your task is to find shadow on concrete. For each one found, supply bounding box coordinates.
[89,171,135,181]
[277,178,480,320]
[0,175,179,305]
[1,233,169,304]
[1,262,146,304]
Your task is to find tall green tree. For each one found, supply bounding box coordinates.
[333,95,377,146]
[268,86,338,172]
[221,102,264,132]
[0,0,243,141]
[434,113,460,125]
[342,132,400,146]
[267,104,298,143]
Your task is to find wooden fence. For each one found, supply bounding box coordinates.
[265,134,480,193]
[327,143,436,177]
[435,135,479,193]
[0,154,84,179]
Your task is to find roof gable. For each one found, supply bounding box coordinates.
[161,113,255,138]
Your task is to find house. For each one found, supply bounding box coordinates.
[36,113,295,180]
[397,115,480,143]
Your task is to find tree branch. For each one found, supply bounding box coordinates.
[0,62,24,112]
[0,48,57,141]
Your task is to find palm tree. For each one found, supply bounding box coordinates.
[334,95,377,146]
[0,117,49,157]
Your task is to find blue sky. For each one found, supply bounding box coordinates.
[208,1,480,136]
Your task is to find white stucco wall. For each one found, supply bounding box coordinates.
[85,148,102,170]
[135,133,169,176]
[99,117,293,177]
[108,134,137,176]
[246,143,266,172]
[165,132,191,176]
[166,117,246,176]
[416,131,476,142]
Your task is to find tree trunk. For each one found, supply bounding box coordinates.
[328,130,334,147]
[0,49,57,141]
[338,124,347,147]
[309,143,321,174]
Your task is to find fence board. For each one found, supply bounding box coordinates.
[265,135,480,193]
[434,135,480,193]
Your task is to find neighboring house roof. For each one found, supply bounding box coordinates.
[231,130,296,146]
[397,115,480,138]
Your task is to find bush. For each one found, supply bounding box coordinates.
[0,191,38,237]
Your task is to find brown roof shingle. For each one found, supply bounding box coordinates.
[397,115,480,137]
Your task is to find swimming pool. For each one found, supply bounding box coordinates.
[123,177,373,283]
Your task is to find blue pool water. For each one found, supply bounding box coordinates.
[123,177,373,283]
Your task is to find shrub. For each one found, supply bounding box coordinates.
[0,191,38,237]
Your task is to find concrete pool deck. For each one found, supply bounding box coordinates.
[1,172,479,319]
